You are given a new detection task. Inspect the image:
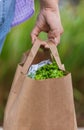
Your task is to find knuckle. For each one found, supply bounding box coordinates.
[60,27,64,34]
[30,32,33,37]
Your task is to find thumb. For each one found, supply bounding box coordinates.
[31,25,41,44]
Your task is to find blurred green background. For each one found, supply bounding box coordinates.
[0,0,84,127]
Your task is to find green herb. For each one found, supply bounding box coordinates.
[34,61,66,80]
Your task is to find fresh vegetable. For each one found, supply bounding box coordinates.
[34,61,66,80]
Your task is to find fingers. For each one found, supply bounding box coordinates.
[48,27,64,45]
[31,11,46,43]
[31,26,62,46]
[31,25,41,43]
[31,26,49,48]
[48,29,60,45]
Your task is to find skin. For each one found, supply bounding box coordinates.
[31,0,64,48]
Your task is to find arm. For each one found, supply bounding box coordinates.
[31,0,63,48]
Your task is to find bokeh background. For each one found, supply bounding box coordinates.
[0,0,84,127]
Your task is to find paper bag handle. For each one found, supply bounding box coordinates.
[48,40,65,70]
[21,38,65,74]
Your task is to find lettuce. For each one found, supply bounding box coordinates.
[34,61,66,80]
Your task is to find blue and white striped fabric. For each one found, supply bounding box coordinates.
[0,0,16,53]
[0,0,34,53]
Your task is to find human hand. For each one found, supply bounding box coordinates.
[31,6,64,48]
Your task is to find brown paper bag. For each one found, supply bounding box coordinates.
[3,39,77,130]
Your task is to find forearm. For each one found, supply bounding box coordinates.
[40,0,59,10]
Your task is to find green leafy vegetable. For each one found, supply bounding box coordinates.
[34,61,66,80]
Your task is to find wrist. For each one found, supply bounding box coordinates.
[40,0,59,11]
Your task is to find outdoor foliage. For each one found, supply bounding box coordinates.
[0,1,84,126]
